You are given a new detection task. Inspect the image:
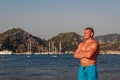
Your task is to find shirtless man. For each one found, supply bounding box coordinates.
[74,27,99,80]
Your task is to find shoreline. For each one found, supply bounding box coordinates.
[0,50,120,55]
[100,50,120,54]
[0,53,120,55]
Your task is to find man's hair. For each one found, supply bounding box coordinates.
[85,27,94,35]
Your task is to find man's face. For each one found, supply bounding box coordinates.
[84,29,93,40]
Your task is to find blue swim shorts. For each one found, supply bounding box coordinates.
[78,64,98,80]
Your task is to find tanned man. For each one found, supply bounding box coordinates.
[74,27,99,80]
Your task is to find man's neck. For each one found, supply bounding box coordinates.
[85,38,93,43]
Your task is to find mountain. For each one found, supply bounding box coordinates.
[0,28,120,54]
[0,28,48,53]
[48,32,83,53]
[94,34,120,43]
[94,34,120,53]
[48,32,120,54]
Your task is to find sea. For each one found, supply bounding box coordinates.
[0,54,120,80]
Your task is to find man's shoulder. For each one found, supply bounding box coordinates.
[91,40,99,48]
[92,39,99,44]
[79,41,85,45]
[78,41,84,47]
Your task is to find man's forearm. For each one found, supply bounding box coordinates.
[80,51,94,59]
[74,51,84,59]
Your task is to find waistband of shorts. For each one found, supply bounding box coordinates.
[80,64,97,68]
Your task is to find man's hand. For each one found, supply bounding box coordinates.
[74,50,83,59]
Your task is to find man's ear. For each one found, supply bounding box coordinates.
[91,32,94,37]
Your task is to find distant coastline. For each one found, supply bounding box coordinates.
[100,50,120,54]
[0,50,120,55]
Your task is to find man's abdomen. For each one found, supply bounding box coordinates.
[80,58,96,66]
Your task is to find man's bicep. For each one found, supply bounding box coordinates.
[86,43,99,58]
[74,43,82,58]
[93,42,99,50]
[91,43,99,54]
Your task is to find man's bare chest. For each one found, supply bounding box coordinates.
[80,43,91,51]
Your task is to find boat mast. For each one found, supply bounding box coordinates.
[28,39,32,53]
[59,41,62,53]
[48,41,50,54]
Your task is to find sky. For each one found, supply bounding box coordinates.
[0,0,120,39]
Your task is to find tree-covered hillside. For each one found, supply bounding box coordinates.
[0,28,48,53]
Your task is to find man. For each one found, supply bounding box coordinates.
[74,27,99,80]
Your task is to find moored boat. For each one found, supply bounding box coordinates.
[0,50,12,54]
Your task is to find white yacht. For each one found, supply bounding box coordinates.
[0,50,12,54]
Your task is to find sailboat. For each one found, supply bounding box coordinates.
[59,41,62,54]
[48,41,57,54]
[25,39,32,54]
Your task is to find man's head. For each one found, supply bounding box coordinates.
[84,27,94,40]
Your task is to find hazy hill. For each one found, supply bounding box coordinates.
[94,34,120,52]
[0,28,48,53]
[48,32,83,53]
[94,34,120,43]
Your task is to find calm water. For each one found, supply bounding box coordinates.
[0,54,120,80]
